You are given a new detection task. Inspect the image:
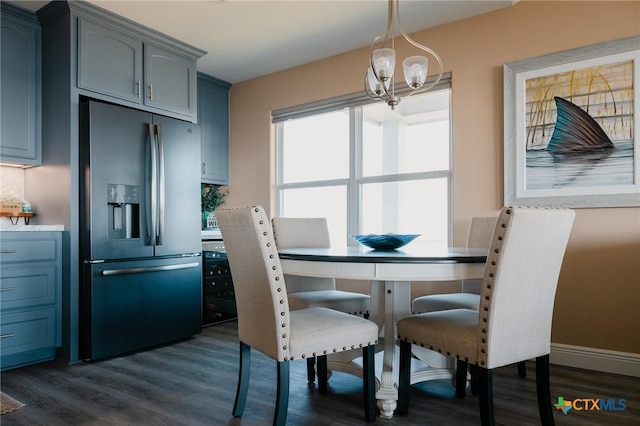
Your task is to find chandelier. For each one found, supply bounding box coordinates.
[365,0,443,110]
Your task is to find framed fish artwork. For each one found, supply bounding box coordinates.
[504,35,640,208]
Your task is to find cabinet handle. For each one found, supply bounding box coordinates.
[0,287,16,292]
[202,162,206,174]
[0,249,16,254]
[148,83,153,100]
[0,333,16,339]
[136,80,141,98]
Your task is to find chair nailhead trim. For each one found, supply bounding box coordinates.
[323,350,327,354]
[270,254,274,258]
[301,354,305,358]
[282,334,286,338]
[275,276,280,281]
[280,312,284,316]
[277,288,282,292]
[333,348,337,353]
[259,219,264,224]
[281,323,286,327]
[283,346,287,350]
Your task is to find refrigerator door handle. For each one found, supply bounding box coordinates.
[148,123,158,248]
[156,124,165,246]
[101,262,200,276]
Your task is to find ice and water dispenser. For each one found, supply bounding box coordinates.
[107,184,140,239]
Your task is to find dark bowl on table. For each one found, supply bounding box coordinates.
[350,234,421,251]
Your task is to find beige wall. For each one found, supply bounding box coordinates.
[228,1,640,354]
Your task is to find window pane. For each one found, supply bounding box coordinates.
[281,110,349,183]
[362,90,450,177]
[361,178,449,244]
[280,186,347,246]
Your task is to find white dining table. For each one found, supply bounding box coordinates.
[278,244,487,419]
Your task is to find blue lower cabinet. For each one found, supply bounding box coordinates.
[0,232,62,371]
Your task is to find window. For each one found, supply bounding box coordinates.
[275,88,452,247]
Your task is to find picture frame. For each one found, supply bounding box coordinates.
[504,36,640,208]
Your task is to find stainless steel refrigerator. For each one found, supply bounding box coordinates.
[79,98,202,361]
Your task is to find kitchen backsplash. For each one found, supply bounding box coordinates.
[0,166,25,227]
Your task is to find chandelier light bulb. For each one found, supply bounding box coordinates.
[367,67,384,95]
[403,56,428,89]
[372,48,395,81]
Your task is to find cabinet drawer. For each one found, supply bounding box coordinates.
[0,308,56,356]
[0,238,58,263]
[0,265,56,309]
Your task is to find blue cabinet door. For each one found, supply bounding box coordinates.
[77,18,143,104]
[0,4,41,165]
[144,44,197,118]
[198,73,231,184]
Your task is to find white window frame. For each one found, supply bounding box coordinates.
[274,79,453,246]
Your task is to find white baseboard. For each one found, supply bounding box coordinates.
[550,343,640,377]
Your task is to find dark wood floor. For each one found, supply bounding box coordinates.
[1,321,638,425]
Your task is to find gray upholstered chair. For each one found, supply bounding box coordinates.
[217,206,378,425]
[397,206,574,425]
[272,217,370,316]
[272,217,371,383]
[412,216,496,314]
[412,216,527,394]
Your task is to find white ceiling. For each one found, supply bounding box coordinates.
[13,0,516,84]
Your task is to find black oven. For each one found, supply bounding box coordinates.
[202,251,237,326]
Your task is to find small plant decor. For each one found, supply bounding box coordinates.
[201,184,228,229]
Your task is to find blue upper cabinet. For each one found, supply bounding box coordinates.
[0,3,42,166]
[145,44,198,118]
[77,18,143,104]
[74,4,204,121]
[198,73,231,184]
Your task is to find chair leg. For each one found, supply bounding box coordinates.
[274,361,290,426]
[536,355,555,426]
[233,342,251,417]
[477,367,495,426]
[306,357,316,383]
[317,355,328,395]
[362,345,377,422]
[469,363,479,396]
[455,359,468,399]
[517,360,527,378]
[397,340,412,416]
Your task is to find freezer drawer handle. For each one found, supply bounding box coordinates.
[0,287,16,292]
[0,333,16,339]
[101,262,199,276]
[0,250,17,254]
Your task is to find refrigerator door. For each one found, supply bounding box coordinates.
[82,100,202,261]
[80,256,202,361]
[152,114,201,257]
[82,100,154,261]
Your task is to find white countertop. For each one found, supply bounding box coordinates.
[0,224,64,232]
